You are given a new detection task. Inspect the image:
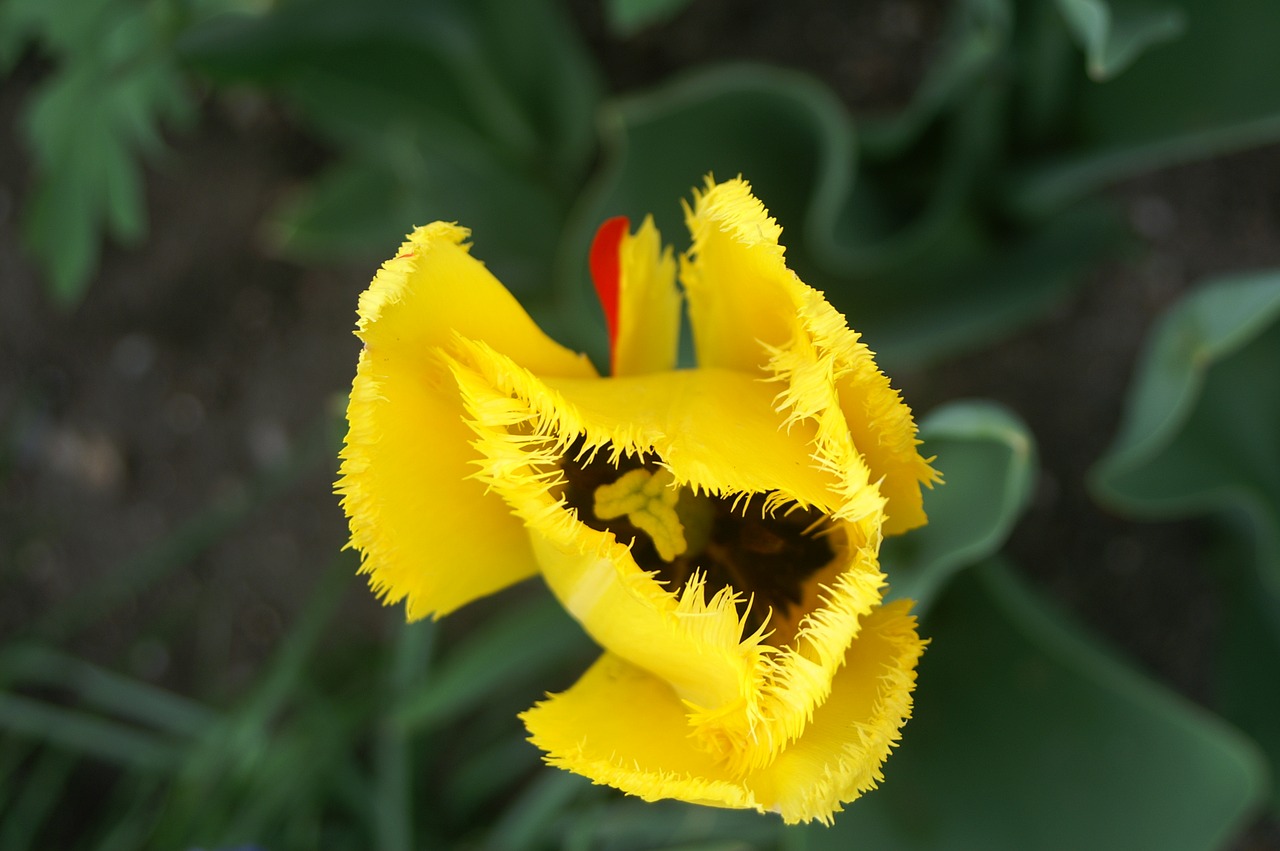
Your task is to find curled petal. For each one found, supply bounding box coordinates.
[521,651,758,811]
[337,223,595,619]
[745,599,925,824]
[682,177,939,534]
[521,601,925,824]
[615,215,681,376]
[447,337,893,773]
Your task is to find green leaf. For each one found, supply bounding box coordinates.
[1216,564,1280,815]
[1053,0,1185,80]
[1091,270,1280,812]
[847,203,1122,366]
[561,799,779,851]
[1010,0,1280,213]
[440,735,544,822]
[883,401,1037,613]
[0,692,175,769]
[0,748,77,851]
[181,0,601,292]
[561,63,856,358]
[375,620,435,851]
[149,557,356,842]
[12,0,191,305]
[267,159,412,265]
[483,770,596,851]
[1090,269,1280,594]
[0,644,217,738]
[567,64,1122,367]
[859,0,1012,158]
[271,137,567,299]
[806,561,1267,850]
[394,591,593,732]
[603,0,694,37]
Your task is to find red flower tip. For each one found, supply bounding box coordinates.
[589,216,629,372]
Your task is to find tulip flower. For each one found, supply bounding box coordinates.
[338,176,938,823]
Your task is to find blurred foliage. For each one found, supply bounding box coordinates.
[882,401,1037,614]
[602,0,696,37]
[812,560,1267,851]
[5,0,1280,847]
[1052,0,1185,81]
[1092,270,1280,814]
[0,0,204,304]
[1092,271,1280,595]
[179,0,602,306]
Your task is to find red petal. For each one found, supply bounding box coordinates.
[589,216,629,371]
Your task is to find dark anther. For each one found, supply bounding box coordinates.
[559,437,835,636]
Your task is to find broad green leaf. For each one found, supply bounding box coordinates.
[180,0,526,147]
[268,158,416,266]
[1091,271,1280,813]
[180,0,601,297]
[1010,0,1280,213]
[567,64,1121,366]
[1217,565,1280,815]
[603,0,694,37]
[268,142,566,299]
[1091,269,1280,594]
[570,64,855,265]
[89,774,168,851]
[806,561,1267,851]
[859,0,1012,158]
[1053,0,1185,80]
[846,204,1121,366]
[883,401,1037,613]
[561,63,854,359]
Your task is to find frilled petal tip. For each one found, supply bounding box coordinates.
[616,215,681,376]
[442,333,902,771]
[336,223,595,620]
[682,176,940,535]
[521,600,925,825]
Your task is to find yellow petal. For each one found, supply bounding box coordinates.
[615,215,681,376]
[337,222,596,620]
[746,599,925,824]
[682,176,938,535]
[448,343,803,711]
[521,651,759,811]
[446,337,893,773]
[520,601,925,824]
[680,176,792,375]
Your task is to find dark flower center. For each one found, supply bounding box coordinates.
[559,438,835,636]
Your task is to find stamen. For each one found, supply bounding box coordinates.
[593,468,687,562]
[559,437,838,639]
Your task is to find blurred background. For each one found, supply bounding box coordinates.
[2,0,1280,848]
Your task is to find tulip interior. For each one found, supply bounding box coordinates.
[558,436,840,642]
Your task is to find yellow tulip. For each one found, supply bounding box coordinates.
[338,176,939,824]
